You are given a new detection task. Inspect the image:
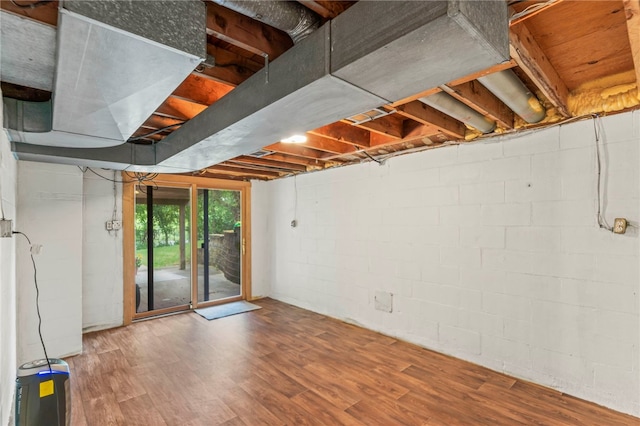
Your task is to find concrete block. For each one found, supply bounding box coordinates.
[457,140,503,163]
[506,227,561,252]
[594,254,639,284]
[460,182,504,205]
[532,199,596,227]
[439,162,482,185]
[420,265,460,286]
[421,186,459,206]
[482,334,532,367]
[505,177,562,203]
[503,126,559,157]
[440,205,482,226]
[530,252,595,280]
[559,117,597,150]
[480,156,531,182]
[532,147,593,178]
[460,226,505,249]
[482,249,532,274]
[460,268,506,293]
[483,292,531,321]
[560,173,595,201]
[481,203,531,226]
[439,324,481,355]
[440,246,481,268]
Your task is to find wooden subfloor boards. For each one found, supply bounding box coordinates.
[69,298,638,425]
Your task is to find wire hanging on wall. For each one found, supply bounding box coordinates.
[592,114,613,232]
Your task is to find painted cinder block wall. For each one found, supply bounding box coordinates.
[252,110,640,416]
[0,91,18,426]
[16,162,84,364]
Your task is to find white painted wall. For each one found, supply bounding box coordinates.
[257,111,640,416]
[82,170,123,332]
[16,162,83,364]
[0,92,18,426]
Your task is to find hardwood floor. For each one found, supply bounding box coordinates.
[69,298,637,425]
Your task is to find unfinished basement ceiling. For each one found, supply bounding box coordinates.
[2,0,639,180]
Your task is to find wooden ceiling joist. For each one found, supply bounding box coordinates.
[172,74,234,106]
[155,97,207,122]
[308,123,371,148]
[348,114,404,139]
[303,134,357,155]
[624,0,640,96]
[261,153,321,167]
[230,156,307,172]
[443,81,514,129]
[297,1,355,19]
[205,2,293,60]
[509,21,570,117]
[206,164,282,179]
[395,101,466,139]
[265,143,328,160]
[196,44,263,87]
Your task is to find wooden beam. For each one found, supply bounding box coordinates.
[446,60,518,87]
[509,0,564,27]
[347,114,404,139]
[624,0,640,99]
[396,101,466,139]
[443,81,514,129]
[261,153,321,167]
[297,1,355,19]
[509,21,570,116]
[303,134,356,155]
[206,2,293,60]
[195,44,263,87]
[230,156,307,172]
[206,164,282,179]
[155,97,207,121]
[140,115,184,131]
[173,74,234,106]
[308,123,371,148]
[265,143,328,160]
[197,171,266,181]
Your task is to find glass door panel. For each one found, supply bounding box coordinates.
[197,189,242,303]
[135,185,191,314]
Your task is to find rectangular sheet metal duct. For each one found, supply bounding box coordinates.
[153,0,508,172]
[12,0,509,171]
[5,0,205,148]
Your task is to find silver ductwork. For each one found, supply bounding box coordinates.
[211,0,320,44]
[11,0,510,171]
[421,92,497,134]
[3,0,205,148]
[478,69,546,123]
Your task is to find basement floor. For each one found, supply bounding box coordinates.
[68,298,638,425]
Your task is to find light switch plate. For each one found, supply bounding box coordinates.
[613,218,627,234]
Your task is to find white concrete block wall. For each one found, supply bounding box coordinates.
[0,92,18,426]
[82,171,123,331]
[257,110,640,416]
[16,162,83,364]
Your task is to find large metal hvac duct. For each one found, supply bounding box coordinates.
[3,0,205,148]
[11,0,510,172]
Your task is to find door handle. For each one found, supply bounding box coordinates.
[242,238,246,256]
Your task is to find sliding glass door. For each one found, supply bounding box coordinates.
[197,189,242,304]
[124,174,250,323]
[135,185,191,315]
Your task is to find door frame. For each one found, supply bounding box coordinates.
[122,173,252,325]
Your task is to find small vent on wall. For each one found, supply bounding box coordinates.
[247,149,275,158]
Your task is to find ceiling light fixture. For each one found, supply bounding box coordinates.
[281,134,307,144]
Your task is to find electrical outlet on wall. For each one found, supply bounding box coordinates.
[0,219,12,237]
[613,218,628,234]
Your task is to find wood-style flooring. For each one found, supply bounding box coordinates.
[68,298,638,425]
